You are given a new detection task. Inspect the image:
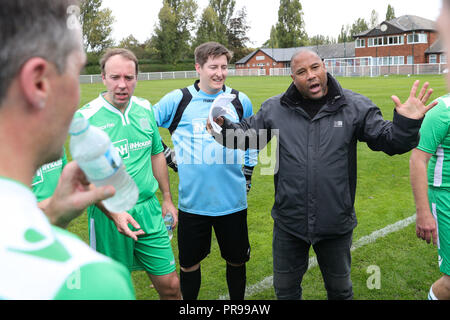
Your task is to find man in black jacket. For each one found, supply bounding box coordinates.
[207,49,437,300]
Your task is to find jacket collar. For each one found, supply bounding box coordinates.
[281,73,347,113]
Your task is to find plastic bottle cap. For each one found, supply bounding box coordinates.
[69,116,90,136]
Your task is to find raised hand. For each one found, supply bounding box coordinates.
[391,80,438,119]
[44,161,115,228]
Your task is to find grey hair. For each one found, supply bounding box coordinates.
[0,0,81,104]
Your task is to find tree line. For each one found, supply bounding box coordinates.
[80,0,397,69]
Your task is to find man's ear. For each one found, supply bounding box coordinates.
[194,63,202,74]
[19,57,51,110]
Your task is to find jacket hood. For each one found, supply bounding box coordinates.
[281,73,347,114]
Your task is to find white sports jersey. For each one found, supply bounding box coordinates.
[0,177,135,299]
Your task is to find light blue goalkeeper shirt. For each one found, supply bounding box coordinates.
[153,81,257,216]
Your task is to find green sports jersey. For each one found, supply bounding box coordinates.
[77,93,163,204]
[32,148,67,202]
[0,177,135,300]
[417,94,450,188]
[428,187,450,276]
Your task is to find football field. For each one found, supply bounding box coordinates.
[69,74,448,300]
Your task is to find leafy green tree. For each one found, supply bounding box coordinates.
[262,26,279,48]
[153,0,198,64]
[194,6,225,47]
[168,0,198,58]
[337,24,350,43]
[308,35,336,46]
[275,0,308,48]
[209,0,236,29]
[79,0,115,53]
[153,2,177,64]
[194,0,251,61]
[350,17,369,37]
[194,0,238,48]
[227,7,251,61]
[269,26,279,48]
[118,35,149,60]
[118,34,139,49]
[386,4,396,21]
[369,9,379,28]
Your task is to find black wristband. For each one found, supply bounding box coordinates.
[243,165,254,180]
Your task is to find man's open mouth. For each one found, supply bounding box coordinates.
[116,93,128,99]
[309,83,321,93]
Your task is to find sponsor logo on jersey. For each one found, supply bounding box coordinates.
[129,140,152,151]
[99,123,116,130]
[31,168,44,186]
[99,123,115,130]
[140,118,152,132]
[192,118,206,134]
[113,139,130,159]
[40,159,63,172]
[113,139,152,157]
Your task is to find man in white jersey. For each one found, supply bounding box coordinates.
[409,0,450,300]
[0,0,135,299]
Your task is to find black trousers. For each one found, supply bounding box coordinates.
[272,222,353,300]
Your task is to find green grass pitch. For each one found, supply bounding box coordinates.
[67,74,448,300]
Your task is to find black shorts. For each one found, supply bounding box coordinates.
[177,209,251,268]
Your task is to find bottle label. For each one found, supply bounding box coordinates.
[79,144,123,181]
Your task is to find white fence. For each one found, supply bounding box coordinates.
[79,68,266,84]
[79,62,447,83]
[269,63,448,77]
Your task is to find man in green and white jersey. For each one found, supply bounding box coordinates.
[0,0,135,299]
[410,93,450,300]
[77,48,181,300]
[1,163,136,299]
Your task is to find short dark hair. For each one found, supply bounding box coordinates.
[0,0,80,104]
[100,48,139,76]
[194,42,233,67]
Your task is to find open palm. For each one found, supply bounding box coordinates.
[391,80,438,119]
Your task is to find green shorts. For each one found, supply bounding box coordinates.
[428,187,450,276]
[88,195,176,275]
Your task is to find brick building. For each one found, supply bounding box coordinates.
[353,15,444,65]
[235,42,355,74]
[236,15,446,74]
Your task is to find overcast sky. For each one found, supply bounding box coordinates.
[103,0,443,47]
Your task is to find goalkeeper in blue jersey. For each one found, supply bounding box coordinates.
[153,42,258,300]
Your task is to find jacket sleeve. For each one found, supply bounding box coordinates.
[356,97,423,156]
[213,100,274,151]
[240,92,258,167]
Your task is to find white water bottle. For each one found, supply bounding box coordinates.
[69,115,139,213]
[164,212,174,240]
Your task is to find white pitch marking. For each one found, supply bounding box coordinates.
[218,214,416,300]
